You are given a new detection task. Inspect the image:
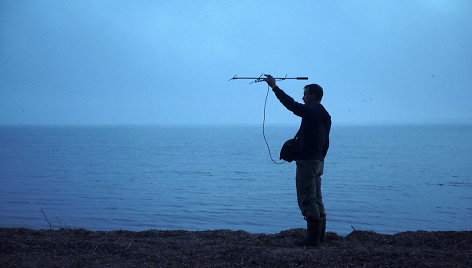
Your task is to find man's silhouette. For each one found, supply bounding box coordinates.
[264,74,331,247]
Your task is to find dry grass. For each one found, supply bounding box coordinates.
[1,227,471,267]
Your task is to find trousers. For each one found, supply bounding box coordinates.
[295,160,325,219]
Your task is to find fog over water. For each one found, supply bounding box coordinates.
[1,1,471,126]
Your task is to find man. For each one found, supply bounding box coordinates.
[263,74,331,247]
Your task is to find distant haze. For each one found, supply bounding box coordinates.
[1,1,471,125]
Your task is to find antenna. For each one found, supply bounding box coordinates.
[229,74,308,84]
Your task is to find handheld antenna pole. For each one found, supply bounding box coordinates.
[229,74,308,84]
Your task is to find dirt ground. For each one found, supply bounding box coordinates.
[1,227,471,267]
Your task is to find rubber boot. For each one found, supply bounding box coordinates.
[294,218,322,247]
[320,214,326,243]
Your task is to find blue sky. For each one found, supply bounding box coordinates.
[1,0,471,125]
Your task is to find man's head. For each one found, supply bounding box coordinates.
[303,84,323,105]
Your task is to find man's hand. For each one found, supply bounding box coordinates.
[263,74,277,88]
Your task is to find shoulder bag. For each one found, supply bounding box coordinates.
[280,130,300,162]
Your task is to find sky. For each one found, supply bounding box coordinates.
[1,0,471,126]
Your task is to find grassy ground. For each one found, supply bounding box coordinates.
[1,227,471,267]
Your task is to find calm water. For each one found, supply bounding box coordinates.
[0,125,471,235]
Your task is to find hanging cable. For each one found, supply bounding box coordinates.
[262,84,285,164]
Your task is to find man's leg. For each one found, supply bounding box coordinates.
[314,161,325,216]
[295,160,322,247]
[295,160,321,219]
[314,161,326,243]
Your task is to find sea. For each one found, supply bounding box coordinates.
[0,124,471,235]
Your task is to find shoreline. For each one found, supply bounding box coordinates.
[1,227,471,267]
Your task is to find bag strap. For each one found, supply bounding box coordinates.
[294,128,301,139]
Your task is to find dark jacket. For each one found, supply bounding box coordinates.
[272,86,331,161]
